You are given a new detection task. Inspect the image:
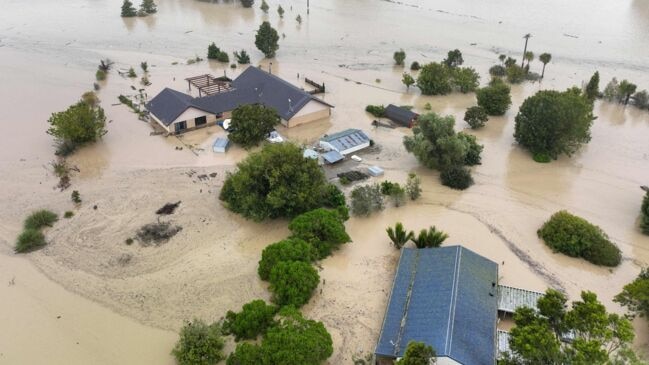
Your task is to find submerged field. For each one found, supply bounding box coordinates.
[0,0,648,364]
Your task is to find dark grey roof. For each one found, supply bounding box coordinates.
[232,66,333,120]
[146,67,334,124]
[320,129,370,152]
[145,88,196,126]
[376,246,498,365]
[384,104,418,127]
[322,150,344,164]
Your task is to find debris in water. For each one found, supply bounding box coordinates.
[156,201,181,215]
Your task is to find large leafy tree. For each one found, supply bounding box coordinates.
[396,341,436,365]
[228,104,280,148]
[443,49,464,68]
[615,268,649,320]
[47,100,107,156]
[121,0,137,17]
[172,319,225,365]
[258,239,317,280]
[476,79,512,116]
[220,143,330,221]
[269,261,320,307]
[223,300,277,341]
[255,21,279,58]
[451,67,480,93]
[416,62,452,95]
[514,88,594,160]
[506,289,637,365]
[288,208,350,259]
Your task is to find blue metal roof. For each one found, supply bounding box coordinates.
[375,246,498,365]
[320,129,369,152]
[322,150,344,164]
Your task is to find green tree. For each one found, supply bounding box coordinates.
[233,50,250,64]
[172,320,225,365]
[615,268,649,319]
[240,0,254,8]
[585,71,600,101]
[288,208,350,259]
[219,143,330,221]
[514,88,594,159]
[269,261,319,307]
[393,49,406,66]
[228,104,280,148]
[386,222,414,249]
[641,191,649,235]
[15,229,46,253]
[476,79,512,116]
[457,132,483,165]
[260,0,269,13]
[140,0,157,14]
[443,49,464,68]
[451,67,480,93]
[603,78,621,102]
[523,51,534,68]
[402,73,415,91]
[633,90,649,109]
[440,165,474,190]
[506,64,526,84]
[223,300,277,341]
[277,5,284,18]
[350,184,384,216]
[411,226,448,248]
[258,239,317,280]
[47,101,107,156]
[127,67,137,78]
[537,210,621,267]
[619,80,638,105]
[255,21,280,58]
[260,307,333,365]
[521,33,532,68]
[539,53,552,78]
[396,341,436,365]
[416,62,452,95]
[410,61,421,71]
[121,0,137,17]
[464,106,488,129]
[405,173,422,200]
[489,65,506,77]
[226,343,263,365]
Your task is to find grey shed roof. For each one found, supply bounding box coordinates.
[146,88,200,126]
[322,150,344,164]
[375,246,498,365]
[384,104,418,127]
[320,129,370,152]
[146,67,333,125]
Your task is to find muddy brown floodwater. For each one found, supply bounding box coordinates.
[1,0,648,363]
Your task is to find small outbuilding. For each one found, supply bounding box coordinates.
[367,166,384,177]
[384,104,418,128]
[322,150,344,164]
[319,129,370,156]
[375,246,499,365]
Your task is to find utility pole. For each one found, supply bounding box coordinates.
[307,0,309,14]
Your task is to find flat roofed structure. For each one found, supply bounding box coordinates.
[497,285,544,314]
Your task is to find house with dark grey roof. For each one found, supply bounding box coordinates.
[319,129,370,155]
[384,104,418,128]
[146,66,334,134]
[375,246,499,365]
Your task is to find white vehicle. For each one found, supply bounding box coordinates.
[221,118,232,131]
[351,155,362,162]
[267,130,284,143]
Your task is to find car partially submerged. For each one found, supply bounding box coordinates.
[267,130,284,144]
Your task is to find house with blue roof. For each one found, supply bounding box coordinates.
[375,246,499,365]
[145,66,333,134]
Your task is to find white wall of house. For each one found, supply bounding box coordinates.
[286,100,331,127]
[152,107,222,134]
[436,357,462,365]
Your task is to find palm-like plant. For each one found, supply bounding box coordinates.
[411,226,448,248]
[521,33,532,68]
[539,53,552,78]
[524,51,534,68]
[386,222,413,250]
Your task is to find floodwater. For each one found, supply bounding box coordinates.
[0,0,648,363]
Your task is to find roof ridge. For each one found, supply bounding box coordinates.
[393,249,420,356]
[445,246,462,354]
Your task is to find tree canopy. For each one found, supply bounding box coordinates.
[394,49,406,66]
[514,88,594,160]
[505,289,637,365]
[219,143,332,221]
[585,71,600,101]
[258,239,317,281]
[269,261,320,307]
[615,268,649,320]
[464,106,488,129]
[288,208,350,259]
[396,341,436,365]
[228,104,280,148]
[537,210,621,267]
[476,79,512,116]
[416,62,452,95]
[443,49,464,68]
[172,319,225,365]
[223,300,277,341]
[47,100,107,156]
[255,21,279,58]
[121,0,137,17]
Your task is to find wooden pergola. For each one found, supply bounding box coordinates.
[185,74,232,97]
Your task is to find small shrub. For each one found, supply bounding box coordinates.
[339,176,351,185]
[412,226,448,248]
[24,210,58,230]
[258,239,317,280]
[489,65,506,77]
[127,67,137,78]
[386,222,413,249]
[140,61,148,72]
[464,106,488,129]
[15,229,46,253]
[125,238,134,245]
[321,183,346,211]
[405,173,422,200]
[226,343,264,365]
[390,185,406,207]
[410,61,421,71]
[223,300,277,341]
[71,190,82,204]
[393,49,406,66]
[172,319,225,365]
[537,210,621,267]
[234,50,251,64]
[350,184,384,216]
[96,69,107,81]
[424,102,432,110]
[440,166,474,190]
[380,181,400,195]
[64,211,74,219]
[642,192,649,235]
[269,261,320,307]
[506,64,526,84]
[216,51,230,63]
[136,221,182,245]
[288,208,351,259]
